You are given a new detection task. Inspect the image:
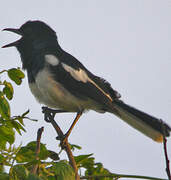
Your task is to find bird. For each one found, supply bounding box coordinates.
[2,20,171,143]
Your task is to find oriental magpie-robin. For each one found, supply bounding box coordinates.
[2,20,171,142]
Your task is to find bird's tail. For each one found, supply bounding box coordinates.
[111,100,171,142]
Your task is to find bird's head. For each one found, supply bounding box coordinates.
[2,20,57,49]
[2,21,58,70]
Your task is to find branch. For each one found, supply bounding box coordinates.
[0,70,7,74]
[80,173,168,180]
[31,126,44,174]
[161,120,171,180]
[42,107,80,180]
[163,136,171,180]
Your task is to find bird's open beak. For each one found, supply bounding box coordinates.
[2,28,22,48]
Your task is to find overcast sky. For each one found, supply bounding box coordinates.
[1,0,171,179]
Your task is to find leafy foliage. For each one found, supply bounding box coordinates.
[49,161,75,180]
[0,125,15,146]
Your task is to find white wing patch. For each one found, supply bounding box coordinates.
[62,63,89,83]
[62,63,113,101]
[45,54,59,66]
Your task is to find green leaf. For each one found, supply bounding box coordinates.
[11,121,26,135]
[0,154,5,173]
[0,140,6,150]
[13,109,30,125]
[0,91,10,119]
[74,154,94,167]
[51,161,75,180]
[0,154,5,172]
[0,125,15,145]
[3,81,14,100]
[16,141,49,163]
[26,174,43,180]
[0,173,9,180]
[21,109,30,118]
[69,143,82,151]
[12,165,29,180]
[16,117,24,126]
[7,68,25,85]
[0,166,4,173]
[0,154,5,162]
[85,162,113,180]
[48,150,59,161]
[47,176,56,180]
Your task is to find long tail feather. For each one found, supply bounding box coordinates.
[111,100,171,142]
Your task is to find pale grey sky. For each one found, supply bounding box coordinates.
[1,0,171,179]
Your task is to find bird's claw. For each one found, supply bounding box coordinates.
[42,106,56,122]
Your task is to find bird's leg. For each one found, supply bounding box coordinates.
[42,107,83,147]
[65,111,83,138]
[57,111,83,145]
[42,106,68,122]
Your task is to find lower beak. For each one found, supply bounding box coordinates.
[2,28,22,48]
[2,40,21,48]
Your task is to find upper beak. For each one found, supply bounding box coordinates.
[2,28,22,48]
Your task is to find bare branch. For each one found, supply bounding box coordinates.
[80,173,167,180]
[31,126,44,174]
[163,136,171,180]
[161,119,171,180]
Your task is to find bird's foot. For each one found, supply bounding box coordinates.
[42,107,56,122]
[42,106,68,122]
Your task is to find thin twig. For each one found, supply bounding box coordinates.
[0,70,7,74]
[42,107,80,180]
[31,127,44,174]
[163,136,171,180]
[80,173,168,180]
[161,119,171,180]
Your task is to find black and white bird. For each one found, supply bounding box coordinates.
[2,20,171,142]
